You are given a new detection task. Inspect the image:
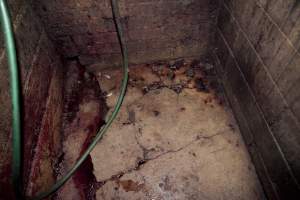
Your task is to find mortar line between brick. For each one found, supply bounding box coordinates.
[23,33,45,93]
[254,0,300,56]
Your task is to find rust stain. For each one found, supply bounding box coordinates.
[116,180,145,192]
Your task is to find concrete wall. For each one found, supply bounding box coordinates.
[31,0,218,68]
[215,0,300,199]
[0,1,64,198]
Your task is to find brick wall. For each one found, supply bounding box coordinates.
[3,0,300,198]
[215,0,300,199]
[0,1,64,198]
[31,0,218,68]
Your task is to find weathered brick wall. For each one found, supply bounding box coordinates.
[32,0,218,68]
[215,0,300,199]
[0,1,64,198]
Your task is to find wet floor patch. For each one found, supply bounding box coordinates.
[91,59,266,200]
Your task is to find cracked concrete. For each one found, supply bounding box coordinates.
[90,60,266,200]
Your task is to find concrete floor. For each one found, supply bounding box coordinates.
[90,60,266,200]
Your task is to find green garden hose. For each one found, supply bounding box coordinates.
[0,0,22,197]
[0,0,128,199]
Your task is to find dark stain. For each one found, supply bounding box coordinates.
[129,77,145,87]
[142,81,165,94]
[167,70,176,80]
[137,159,147,166]
[42,6,47,12]
[228,123,235,132]
[117,180,144,192]
[73,155,98,200]
[170,83,184,94]
[204,96,213,104]
[53,152,65,175]
[142,59,224,96]
[169,59,184,70]
[128,110,136,124]
[153,110,160,117]
[195,78,209,92]
[189,151,197,157]
[186,68,195,78]
[248,165,253,171]
[180,107,186,111]
[190,59,200,68]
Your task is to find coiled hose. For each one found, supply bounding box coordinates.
[0,0,128,199]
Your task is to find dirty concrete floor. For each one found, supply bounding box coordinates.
[90,60,266,200]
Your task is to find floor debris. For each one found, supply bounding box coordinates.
[195,78,209,92]
[90,59,265,200]
[169,59,185,70]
